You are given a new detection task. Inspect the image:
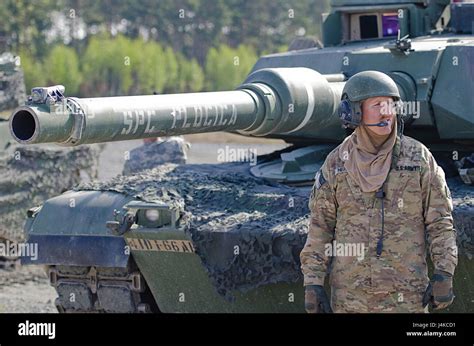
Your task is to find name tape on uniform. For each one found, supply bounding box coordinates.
[127,238,195,253]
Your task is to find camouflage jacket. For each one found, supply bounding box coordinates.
[300,135,458,293]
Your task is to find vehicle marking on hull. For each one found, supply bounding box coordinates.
[126,238,195,253]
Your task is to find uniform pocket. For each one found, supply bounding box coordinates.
[386,170,423,218]
[334,173,367,218]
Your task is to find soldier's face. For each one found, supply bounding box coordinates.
[361,96,395,136]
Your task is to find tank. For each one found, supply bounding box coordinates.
[8,0,474,312]
[0,53,101,269]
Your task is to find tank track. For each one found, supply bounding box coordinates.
[48,259,159,313]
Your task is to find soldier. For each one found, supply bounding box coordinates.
[300,71,458,313]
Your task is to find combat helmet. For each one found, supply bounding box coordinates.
[339,71,401,129]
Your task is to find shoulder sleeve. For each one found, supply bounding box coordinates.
[420,145,458,275]
[300,154,337,286]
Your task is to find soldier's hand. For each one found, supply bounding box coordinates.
[304,285,332,313]
[422,270,454,310]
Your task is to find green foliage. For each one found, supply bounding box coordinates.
[205,44,257,91]
[163,47,179,93]
[61,0,329,59]
[81,35,135,96]
[130,40,167,95]
[80,36,203,96]
[44,45,82,95]
[2,0,331,96]
[176,54,204,93]
[0,0,61,57]
[17,50,46,92]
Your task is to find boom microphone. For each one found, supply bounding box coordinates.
[364,121,389,127]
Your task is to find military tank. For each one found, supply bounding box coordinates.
[8,0,473,312]
[0,53,101,269]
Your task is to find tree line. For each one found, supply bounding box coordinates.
[19,36,258,96]
[0,0,329,96]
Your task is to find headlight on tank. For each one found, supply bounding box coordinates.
[137,208,170,228]
[144,209,160,222]
[121,201,180,229]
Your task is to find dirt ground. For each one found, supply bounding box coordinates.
[0,265,57,313]
[0,132,288,313]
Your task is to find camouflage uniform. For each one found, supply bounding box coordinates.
[300,134,458,313]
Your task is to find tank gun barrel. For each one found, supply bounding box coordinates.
[9,68,346,146]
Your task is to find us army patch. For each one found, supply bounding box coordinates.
[314,169,327,189]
